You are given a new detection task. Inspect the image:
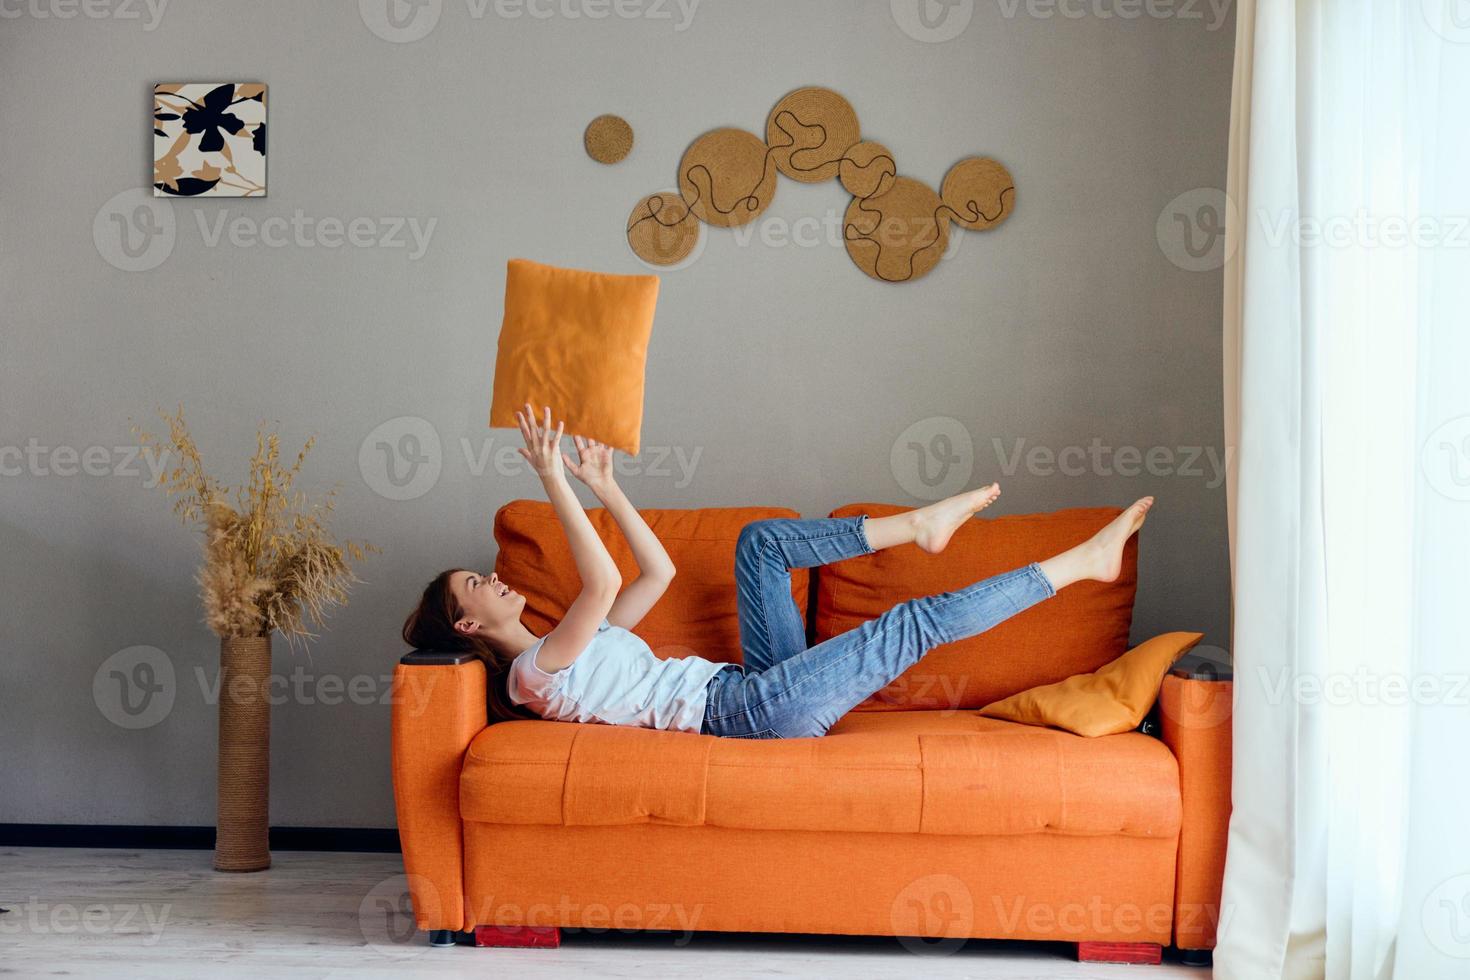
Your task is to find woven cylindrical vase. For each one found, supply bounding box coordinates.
[215,634,272,872]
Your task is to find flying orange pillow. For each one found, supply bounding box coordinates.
[978,632,1205,737]
[489,259,659,455]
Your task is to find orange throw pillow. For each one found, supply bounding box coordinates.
[489,258,659,455]
[979,632,1205,737]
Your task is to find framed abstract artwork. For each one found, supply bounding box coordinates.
[153,83,267,197]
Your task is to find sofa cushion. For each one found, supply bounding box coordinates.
[459,710,1181,840]
[493,501,807,666]
[817,504,1137,710]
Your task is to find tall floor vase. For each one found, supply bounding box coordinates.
[215,634,272,872]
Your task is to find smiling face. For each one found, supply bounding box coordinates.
[448,569,526,637]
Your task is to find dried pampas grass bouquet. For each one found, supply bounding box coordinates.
[133,406,376,647]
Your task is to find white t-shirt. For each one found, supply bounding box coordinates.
[506,619,727,734]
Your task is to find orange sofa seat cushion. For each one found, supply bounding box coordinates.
[493,500,806,665]
[817,504,1137,710]
[488,258,659,455]
[459,710,1181,840]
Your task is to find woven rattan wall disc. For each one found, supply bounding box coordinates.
[839,141,897,199]
[626,191,702,266]
[585,115,634,164]
[677,127,777,228]
[843,176,951,283]
[940,156,1015,230]
[765,87,861,183]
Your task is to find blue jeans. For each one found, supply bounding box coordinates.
[700,515,1056,739]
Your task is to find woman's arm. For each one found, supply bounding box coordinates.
[515,406,620,672]
[563,434,675,632]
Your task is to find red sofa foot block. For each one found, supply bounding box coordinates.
[1076,941,1163,964]
[474,925,561,948]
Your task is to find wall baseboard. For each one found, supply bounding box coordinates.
[0,824,401,853]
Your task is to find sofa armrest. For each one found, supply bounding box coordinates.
[392,652,487,932]
[1158,666,1232,951]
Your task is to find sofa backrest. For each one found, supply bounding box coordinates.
[493,500,807,664]
[816,503,1137,710]
[494,500,1137,711]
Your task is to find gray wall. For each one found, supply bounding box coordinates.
[0,0,1234,826]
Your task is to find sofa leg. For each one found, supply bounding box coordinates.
[1076,941,1163,964]
[1177,947,1213,967]
[474,925,561,949]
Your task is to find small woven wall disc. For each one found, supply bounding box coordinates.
[585,114,634,164]
[677,127,776,228]
[839,141,897,199]
[940,156,1015,230]
[844,176,950,283]
[765,86,861,183]
[626,191,702,266]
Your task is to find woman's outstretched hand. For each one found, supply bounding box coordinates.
[563,434,617,495]
[515,403,566,482]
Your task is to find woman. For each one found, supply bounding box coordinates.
[403,405,1154,739]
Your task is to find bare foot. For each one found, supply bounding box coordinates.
[1086,497,1154,582]
[913,483,1002,554]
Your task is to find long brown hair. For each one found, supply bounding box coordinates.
[402,568,539,724]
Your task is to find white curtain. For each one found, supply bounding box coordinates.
[1219,1,1470,978]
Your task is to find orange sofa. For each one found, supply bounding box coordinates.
[392,501,1232,965]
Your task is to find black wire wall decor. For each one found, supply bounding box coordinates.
[623,87,1015,283]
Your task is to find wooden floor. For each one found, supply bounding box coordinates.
[2,848,1205,978]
